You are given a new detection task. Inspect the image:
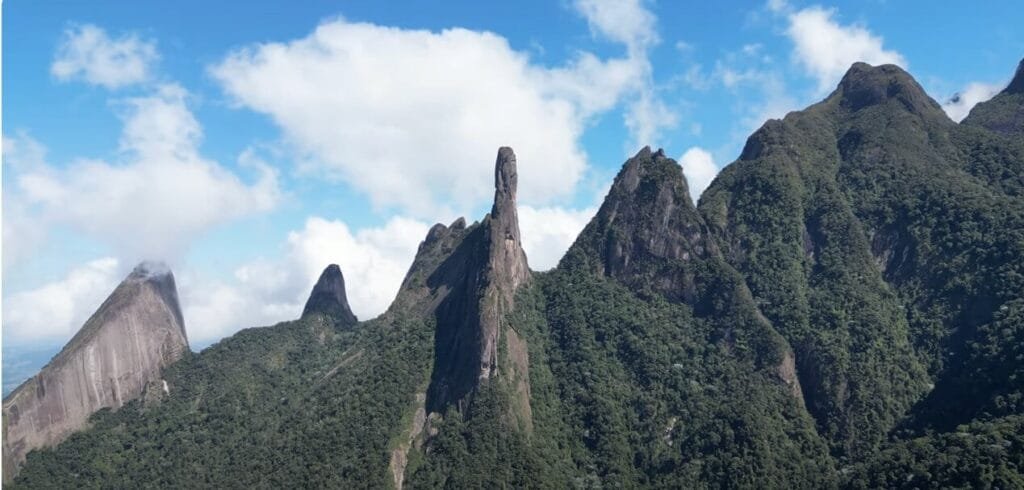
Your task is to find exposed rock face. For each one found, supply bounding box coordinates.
[391,148,531,424]
[2,262,190,480]
[565,146,717,304]
[302,264,358,326]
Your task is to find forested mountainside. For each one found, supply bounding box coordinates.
[8,59,1024,489]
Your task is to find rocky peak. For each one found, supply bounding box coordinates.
[3,261,190,480]
[563,146,715,304]
[302,264,358,326]
[488,146,530,295]
[833,62,944,116]
[416,148,532,427]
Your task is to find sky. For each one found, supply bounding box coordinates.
[3,0,1023,391]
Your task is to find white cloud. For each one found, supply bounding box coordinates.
[625,90,679,151]
[51,24,158,89]
[8,85,280,263]
[3,135,51,267]
[573,0,677,149]
[180,216,430,345]
[784,6,906,91]
[679,147,718,201]
[4,258,122,343]
[519,205,595,270]
[211,8,672,217]
[942,81,1003,122]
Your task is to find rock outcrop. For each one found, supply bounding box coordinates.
[2,262,190,480]
[386,148,532,425]
[302,264,358,326]
[563,146,717,304]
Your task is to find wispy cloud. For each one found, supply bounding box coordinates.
[941,81,1004,122]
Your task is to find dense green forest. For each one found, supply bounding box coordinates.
[10,60,1024,488]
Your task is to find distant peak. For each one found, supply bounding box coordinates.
[1006,57,1024,94]
[129,261,172,281]
[834,62,941,115]
[302,264,358,326]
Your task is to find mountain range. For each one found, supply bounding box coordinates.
[4,58,1024,488]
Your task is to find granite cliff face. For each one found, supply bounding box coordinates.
[2,262,190,480]
[417,148,532,422]
[302,264,358,327]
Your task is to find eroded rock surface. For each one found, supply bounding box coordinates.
[2,262,190,480]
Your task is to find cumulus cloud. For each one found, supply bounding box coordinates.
[3,258,123,343]
[783,6,906,91]
[519,205,595,270]
[679,147,718,202]
[180,216,430,345]
[51,24,158,89]
[942,81,1003,122]
[211,5,671,217]
[7,85,280,262]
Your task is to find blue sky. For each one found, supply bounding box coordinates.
[3,0,1023,392]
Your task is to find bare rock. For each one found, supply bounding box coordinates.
[302,264,358,326]
[2,261,190,480]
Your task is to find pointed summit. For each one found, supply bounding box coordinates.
[488,146,529,294]
[562,146,714,304]
[3,261,190,480]
[302,264,358,326]
[412,147,532,426]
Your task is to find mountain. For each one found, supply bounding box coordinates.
[2,262,189,481]
[7,59,1024,489]
[301,264,359,326]
[699,60,1024,484]
[963,58,1024,137]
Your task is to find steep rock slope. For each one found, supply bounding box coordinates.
[2,262,190,480]
[423,147,532,423]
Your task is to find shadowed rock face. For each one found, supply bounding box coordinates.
[387,148,531,424]
[302,264,358,326]
[2,262,190,480]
